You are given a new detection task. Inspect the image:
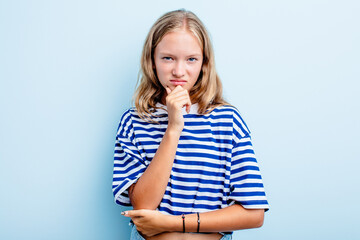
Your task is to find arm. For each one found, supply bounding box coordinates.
[129,86,191,210]
[170,204,264,232]
[124,204,264,237]
[128,128,181,210]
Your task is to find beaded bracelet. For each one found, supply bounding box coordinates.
[197,212,200,233]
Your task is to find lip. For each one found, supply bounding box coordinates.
[170,80,187,86]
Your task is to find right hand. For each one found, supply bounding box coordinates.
[165,85,191,133]
[123,209,171,237]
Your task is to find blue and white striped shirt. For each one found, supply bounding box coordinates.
[112,103,269,215]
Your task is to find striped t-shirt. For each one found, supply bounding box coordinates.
[112,103,269,215]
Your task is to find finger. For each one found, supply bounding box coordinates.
[121,210,142,218]
[175,92,191,114]
[165,86,171,95]
[184,97,192,113]
[186,102,191,113]
[170,90,190,101]
[168,95,190,105]
[171,96,192,111]
[166,88,189,100]
[168,85,184,95]
[121,211,130,217]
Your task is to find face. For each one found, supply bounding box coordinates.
[153,29,203,95]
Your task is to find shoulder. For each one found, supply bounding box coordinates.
[211,104,238,113]
[211,104,251,137]
[118,106,163,127]
[209,104,244,120]
[116,107,138,133]
[119,107,137,123]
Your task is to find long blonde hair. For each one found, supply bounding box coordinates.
[134,9,228,120]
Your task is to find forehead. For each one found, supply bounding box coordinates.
[155,29,203,55]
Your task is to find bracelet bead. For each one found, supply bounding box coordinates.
[197,212,200,233]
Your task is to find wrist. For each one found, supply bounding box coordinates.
[165,126,182,137]
[164,215,182,232]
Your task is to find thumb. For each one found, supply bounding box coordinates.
[165,86,171,95]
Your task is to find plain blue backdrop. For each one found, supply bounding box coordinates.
[1,0,359,239]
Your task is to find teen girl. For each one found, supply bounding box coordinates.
[112,9,269,240]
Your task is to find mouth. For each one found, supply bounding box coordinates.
[170,80,187,86]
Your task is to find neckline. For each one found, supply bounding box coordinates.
[155,102,199,115]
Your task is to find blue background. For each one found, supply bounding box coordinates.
[1,0,359,239]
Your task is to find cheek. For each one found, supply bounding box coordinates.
[155,65,172,86]
[190,64,202,78]
[156,63,170,77]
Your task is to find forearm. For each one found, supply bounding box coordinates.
[130,128,181,210]
[167,204,264,233]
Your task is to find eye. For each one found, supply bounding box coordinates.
[162,57,173,61]
[188,57,197,62]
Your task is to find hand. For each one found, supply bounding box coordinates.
[165,85,191,133]
[122,209,173,237]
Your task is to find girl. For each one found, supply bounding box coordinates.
[112,9,269,240]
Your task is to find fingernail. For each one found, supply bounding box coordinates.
[121,211,127,215]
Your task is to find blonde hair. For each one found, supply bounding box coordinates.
[134,9,228,120]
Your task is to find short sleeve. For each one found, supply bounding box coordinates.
[228,109,269,211]
[112,110,147,206]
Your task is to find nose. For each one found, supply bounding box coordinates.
[172,61,185,77]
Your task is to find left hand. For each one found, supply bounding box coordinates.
[122,209,172,237]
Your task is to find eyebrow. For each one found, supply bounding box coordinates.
[158,52,202,58]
